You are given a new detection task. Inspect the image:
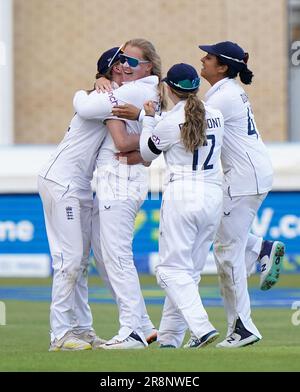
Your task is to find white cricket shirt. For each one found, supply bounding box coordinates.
[96,76,159,173]
[140,100,224,185]
[205,78,273,196]
[39,90,110,190]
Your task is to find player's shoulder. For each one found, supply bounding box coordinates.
[204,102,224,119]
[116,76,158,103]
[120,75,158,89]
[162,103,184,125]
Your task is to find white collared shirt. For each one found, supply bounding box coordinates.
[140,100,224,185]
[94,76,159,172]
[205,78,273,196]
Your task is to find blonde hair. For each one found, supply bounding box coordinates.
[124,38,167,110]
[171,88,207,153]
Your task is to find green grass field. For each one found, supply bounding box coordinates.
[0,274,299,372]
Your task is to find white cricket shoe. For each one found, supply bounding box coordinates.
[259,240,285,291]
[216,318,260,348]
[49,331,92,352]
[102,331,146,350]
[183,330,219,348]
[72,329,107,349]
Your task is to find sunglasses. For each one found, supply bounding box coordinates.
[119,54,150,68]
[107,44,125,69]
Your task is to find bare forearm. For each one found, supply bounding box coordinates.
[116,151,151,166]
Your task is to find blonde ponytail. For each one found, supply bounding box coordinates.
[172,89,206,152]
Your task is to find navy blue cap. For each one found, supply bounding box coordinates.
[162,63,200,92]
[97,46,123,75]
[199,41,248,70]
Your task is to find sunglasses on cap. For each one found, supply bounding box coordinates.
[119,54,150,68]
[107,44,125,69]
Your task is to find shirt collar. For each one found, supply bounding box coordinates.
[205,77,230,101]
[169,99,186,113]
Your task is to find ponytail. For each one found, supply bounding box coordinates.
[217,56,254,85]
[239,68,254,85]
[171,90,206,153]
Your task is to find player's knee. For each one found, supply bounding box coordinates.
[213,239,238,265]
[118,255,135,271]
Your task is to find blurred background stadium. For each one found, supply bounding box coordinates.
[0,0,299,372]
[1,0,300,277]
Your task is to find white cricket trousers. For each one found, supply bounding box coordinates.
[95,168,150,343]
[38,176,93,341]
[91,195,155,338]
[156,181,223,348]
[213,192,267,338]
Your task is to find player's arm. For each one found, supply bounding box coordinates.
[105,119,139,152]
[112,104,164,123]
[73,83,143,120]
[73,90,114,120]
[95,77,113,93]
[112,104,141,120]
[116,151,151,166]
[139,102,171,162]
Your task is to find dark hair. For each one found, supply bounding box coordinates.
[170,87,207,152]
[216,56,254,85]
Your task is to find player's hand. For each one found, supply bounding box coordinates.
[144,101,155,117]
[112,104,140,120]
[95,77,112,93]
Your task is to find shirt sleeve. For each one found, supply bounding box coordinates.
[138,109,166,123]
[73,90,114,120]
[139,115,173,162]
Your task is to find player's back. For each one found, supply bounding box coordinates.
[39,108,106,190]
[157,101,224,186]
[205,78,273,196]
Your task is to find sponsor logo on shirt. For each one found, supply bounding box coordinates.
[108,91,118,106]
[152,135,160,145]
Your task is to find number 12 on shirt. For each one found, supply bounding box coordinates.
[192,134,215,171]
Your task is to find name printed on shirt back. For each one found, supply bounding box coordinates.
[206,117,222,129]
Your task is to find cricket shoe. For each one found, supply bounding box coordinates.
[183,330,219,348]
[101,331,146,350]
[72,329,107,349]
[216,318,260,348]
[144,328,158,345]
[259,240,285,291]
[49,331,92,352]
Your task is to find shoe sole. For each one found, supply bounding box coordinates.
[216,336,260,348]
[102,344,145,350]
[198,331,220,348]
[260,242,285,291]
[49,345,92,352]
[60,345,92,351]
